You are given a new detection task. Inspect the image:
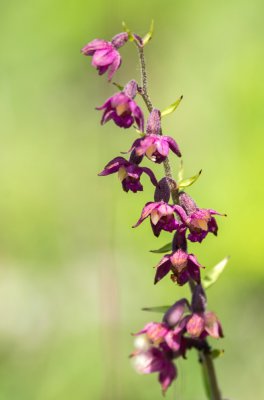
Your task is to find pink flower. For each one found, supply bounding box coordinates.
[81,32,128,81]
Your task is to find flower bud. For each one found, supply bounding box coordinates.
[124,80,138,99]
[146,109,161,135]
[191,284,207,313]
[154,177,171,203]
[111,32,129,49]
[172,230,187,252]
[179,192,197,215]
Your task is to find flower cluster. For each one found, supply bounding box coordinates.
[83,25,226,396]
[131,286,223,393]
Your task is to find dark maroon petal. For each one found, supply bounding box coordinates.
[176,270,191,286]
[154,258,171,284]
[188,231,208,243]
[97,65,109,76]
[165,136,181,157]
[172,229,187,252]
[191,285,207,313]
[122,179,143,193]
[154,177,170,202]
[112,113,134,128]
[208,217,218,236]
[141,167,158,187]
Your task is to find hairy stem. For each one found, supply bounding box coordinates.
[137,43,222,400]
[137,45,179,204]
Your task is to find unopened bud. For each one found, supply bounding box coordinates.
[154,177,170,202]
[179,192,197,215]
[111,32,129,49]
[146,109,161,135]
[124,80,138,99]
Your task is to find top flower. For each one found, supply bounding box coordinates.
[81,32,128,81]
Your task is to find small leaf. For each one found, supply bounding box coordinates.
[142,305,170,313]
[211,349,225,359]
[178,170,202,189]
[112,82,124,91]
[122,21,134,41]
[203,256,230,289]
[142,20,154,46]
[161,95,183,117]
[150,242,172,254]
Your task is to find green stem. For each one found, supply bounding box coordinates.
[136,43,222,400]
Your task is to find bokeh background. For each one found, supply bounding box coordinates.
[0,0,264,399]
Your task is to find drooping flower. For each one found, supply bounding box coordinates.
[174,192,225,243]
[127,109,181,163]
[133,201,180,237]
[96,80,144,130]
[154,249,203,285]
[131,345,177,394]
[81,32,128,81]
[129,134,181,163]
[98,156,158,193]
[185,311,223,339]
[185,284,223,339]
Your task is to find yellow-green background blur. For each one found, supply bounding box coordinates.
[0,0,263,399]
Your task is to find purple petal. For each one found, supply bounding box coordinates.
[156,138,170,157]
[141,167,158,187]
[92,49,115,67]
[107,52,121,81]
[165,136,181,157]
[81,39,108,55]
[98,157,127,176]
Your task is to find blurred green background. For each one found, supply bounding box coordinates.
[0,0,263,399]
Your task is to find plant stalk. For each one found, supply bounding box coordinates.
[136,43,222,400]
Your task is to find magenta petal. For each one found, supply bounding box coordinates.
[165,136,181,157]
[107,52,121,81]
